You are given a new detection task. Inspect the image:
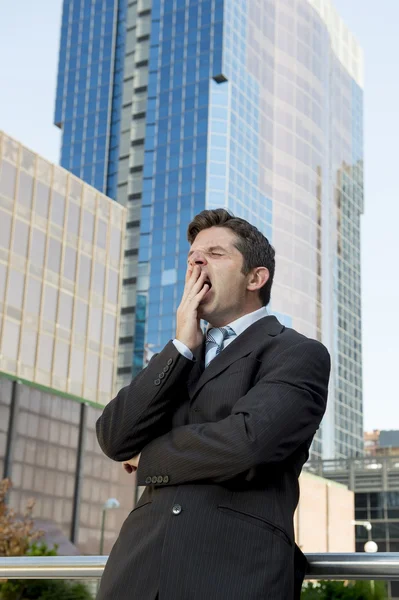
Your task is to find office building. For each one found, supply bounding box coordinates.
[365,430,399,457]
[0,130,125,405]
[55,0,364,459]
[306,456,399,599]
[0,131,131,553]
[295,472,355,553]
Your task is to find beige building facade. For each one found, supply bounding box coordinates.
[0,132,132,555]
[0,131,125,405]
[295,471,355,552]
[365,430,399,457]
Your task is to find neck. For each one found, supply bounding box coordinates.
[208,303,263,328]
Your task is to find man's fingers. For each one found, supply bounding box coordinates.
[187,281,209,309]
[185,264,193,284]
[123,463,136,474]
[190,270,207,298]
[179,266,207,313]
[183,265,200,298]
[195,282,209,304]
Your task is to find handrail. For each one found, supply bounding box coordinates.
[0,554,399,580]
[306,553,399,580]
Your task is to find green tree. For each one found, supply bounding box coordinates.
[0,540,93,600]
[0,479,43,557]
[301,580,388,599]
[0,479,93,600]
[0,579,93,600]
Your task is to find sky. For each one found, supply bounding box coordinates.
[0,0,398,432]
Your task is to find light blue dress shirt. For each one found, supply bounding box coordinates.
[173,305,269,362]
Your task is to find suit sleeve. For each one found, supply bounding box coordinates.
[136,339,330,486]
[96,341,196,461]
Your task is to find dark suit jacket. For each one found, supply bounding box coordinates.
[96,316,330,599]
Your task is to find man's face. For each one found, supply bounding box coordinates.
[187,227,252,326]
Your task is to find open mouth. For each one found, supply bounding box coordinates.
[200,277,212,301]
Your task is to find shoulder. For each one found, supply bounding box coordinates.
[282,325,327,347]
[254,325,331,387]
[256,317,330,363]
[280,326,329,359]
[272,330,331,383]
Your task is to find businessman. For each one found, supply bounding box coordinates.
[96,208,330,599]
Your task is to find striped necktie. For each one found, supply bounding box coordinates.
[205,326,236,367]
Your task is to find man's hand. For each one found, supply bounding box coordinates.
[123,453,141,474]
[175,265,209,351]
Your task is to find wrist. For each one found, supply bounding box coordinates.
[173,339,194,361]
[175,337,194,352]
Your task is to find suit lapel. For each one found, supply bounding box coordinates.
[189,315,284,402]
[187,341,206,397]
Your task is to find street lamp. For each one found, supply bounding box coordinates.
[351,520,378,552]
[99,498,120,555]
[364,540,378,553]
[352,519,378,593]
[351,519,372,531]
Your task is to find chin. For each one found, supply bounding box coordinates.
[198,303,212,321]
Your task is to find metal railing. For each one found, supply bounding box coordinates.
[305,456,399,492]
[1,554,399,580]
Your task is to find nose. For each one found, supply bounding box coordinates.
[188,250,208,266]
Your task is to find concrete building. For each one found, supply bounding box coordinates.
[365,430,399,457]
[0,130,125,406]
[55,0,364,460]
[305,456,399,599]
[0,131,132,554]
[295,472,355,553]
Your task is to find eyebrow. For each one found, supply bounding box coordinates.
[187,245,227,258]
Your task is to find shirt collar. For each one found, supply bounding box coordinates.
[205,306,268,337]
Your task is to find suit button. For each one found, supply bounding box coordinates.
[193,407,200,412]
[167,359,173,366]
[163,476,169,483]
[172,504,182,515]
[154,379,161,385]
[151,476,158,484]
[159,372,165,379]
[145,477,152,485]
[157,476,163,484]
[163,366,169,373]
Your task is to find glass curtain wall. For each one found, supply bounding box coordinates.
[55,0,127,197]
[132,0,364,460]
[133,0,224,372]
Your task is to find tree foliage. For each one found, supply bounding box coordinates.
[0,479,93,600]
[0,479,43,557]
[0,579,93,600]
[301,580,388,599]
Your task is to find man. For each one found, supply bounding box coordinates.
[96,209,330,599]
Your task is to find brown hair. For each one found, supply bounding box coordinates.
[187,208,275,306]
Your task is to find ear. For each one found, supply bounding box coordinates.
[246,267,269,293]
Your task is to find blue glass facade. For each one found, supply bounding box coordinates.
[333,71,364,458]
[133,0,293,372]
[55,0,364,458]
[55,0,126,197]
[133,0,224,372]
[133,0,364,459]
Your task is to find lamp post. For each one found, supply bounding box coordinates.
[351,519,372,533]
[352,519,378,594]
[351,520,378,552]
[364,540,378,553]
[99,498,120,555]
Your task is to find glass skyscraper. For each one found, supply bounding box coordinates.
[55,0,364,459]
[55,0,127,198]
